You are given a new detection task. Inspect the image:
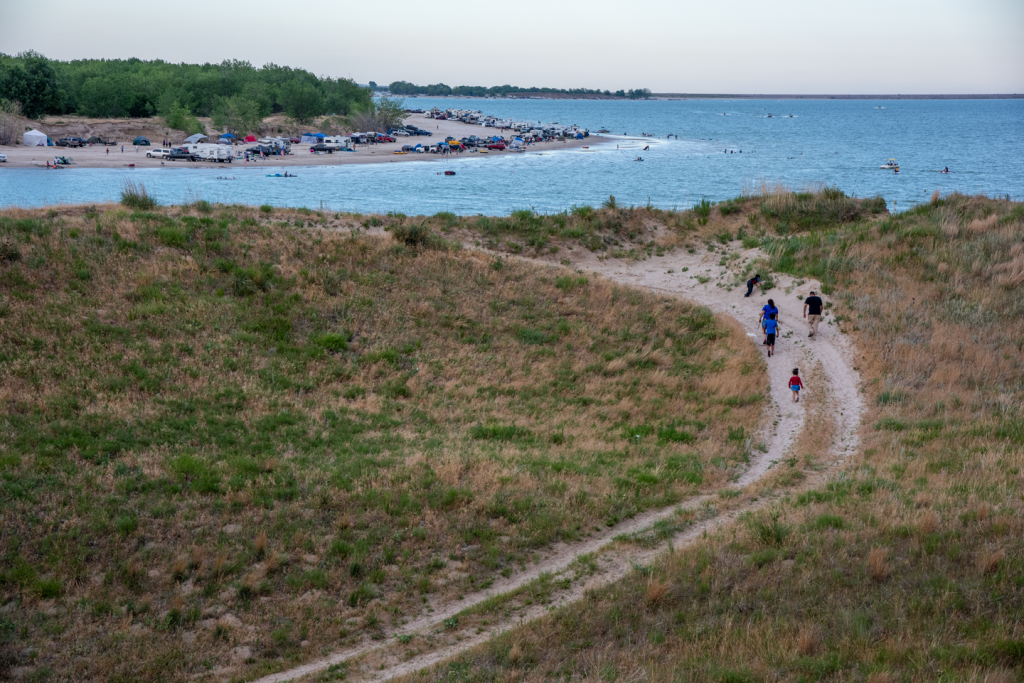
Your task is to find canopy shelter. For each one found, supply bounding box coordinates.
[184,134,207,144]
[300,132,325,145]
[220,133,236,138]
[133,136,150,145]
[244,135,257,142]
[24,129,51,146]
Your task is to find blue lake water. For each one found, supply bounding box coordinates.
[2,98,1021,214]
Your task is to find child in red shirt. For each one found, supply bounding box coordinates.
[790,368,803,402]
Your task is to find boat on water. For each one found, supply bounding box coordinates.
[879,158,899,169]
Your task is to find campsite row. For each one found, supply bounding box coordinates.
[425,108,591,139]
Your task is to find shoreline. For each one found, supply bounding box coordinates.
[0,114,603,170]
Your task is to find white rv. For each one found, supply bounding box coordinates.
[322,136,352,151]
[184,143,233,162]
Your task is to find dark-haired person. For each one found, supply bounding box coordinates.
[759,298,778,344]
[789,368,803,402]
[764,313,779,357]
[745,274,761,297]
[803,290,823,337]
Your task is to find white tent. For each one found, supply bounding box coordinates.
[24,129,48,146]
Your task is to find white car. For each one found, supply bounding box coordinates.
[0,153,7,162]
[146,148,172,159]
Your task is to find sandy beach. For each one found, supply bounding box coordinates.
[0,114,602,169]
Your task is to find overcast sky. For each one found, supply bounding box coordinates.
[2,0,1022,93]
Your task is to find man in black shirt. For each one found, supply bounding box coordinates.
[745,274,760,297]
[803,290,823,337]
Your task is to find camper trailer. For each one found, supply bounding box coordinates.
[322,136,352,151]
[184,143,233,162]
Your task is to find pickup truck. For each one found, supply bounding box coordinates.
[165,148,196,162]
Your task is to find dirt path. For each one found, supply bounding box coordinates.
[251,241,863,683]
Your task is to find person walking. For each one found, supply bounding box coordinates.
[789,368,803,402]
[759,298,778,344]
[765,313,779,357]
[803,290,823,337]
[745,274,761,297]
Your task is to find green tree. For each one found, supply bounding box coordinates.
[0,52,65,118]
[165,100,206,135]
[280,81,324,124]
[374,96,406,131]
[212,95,263,134]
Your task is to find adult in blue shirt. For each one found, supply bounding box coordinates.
[764,313,779,357]
[759,298,778,344]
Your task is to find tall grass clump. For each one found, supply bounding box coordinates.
[119,179,157,210]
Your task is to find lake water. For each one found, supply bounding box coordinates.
[2,98,1022,214]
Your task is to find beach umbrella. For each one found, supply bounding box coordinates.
[221,133,236,138]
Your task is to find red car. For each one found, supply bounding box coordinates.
[486,143,506,150]
[377,135,395,143]
[288,137,301,144]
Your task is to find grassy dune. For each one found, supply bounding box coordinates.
[0,202,763,681]
[398,192,1024,682]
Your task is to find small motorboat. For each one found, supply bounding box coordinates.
[880,158,899,169]
[266,173,298,177]
[444,170,456,176]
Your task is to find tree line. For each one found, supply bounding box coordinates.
[0,52,373,127]
[387,82,652,99]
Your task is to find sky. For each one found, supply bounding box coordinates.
[2,0,1023,93]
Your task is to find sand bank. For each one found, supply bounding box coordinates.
[0,115,602,170]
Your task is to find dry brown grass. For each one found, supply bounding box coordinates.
[644,578,669,606]
[0,203,768,681]
[796,625,821,656]
[977,548,1004,575]
[867,546,890,582]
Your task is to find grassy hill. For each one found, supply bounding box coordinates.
[399,191,1024,682]
[0,201,764,681]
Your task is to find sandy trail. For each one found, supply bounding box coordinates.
[251,241,863,683]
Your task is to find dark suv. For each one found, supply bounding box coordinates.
[56,137,85,147]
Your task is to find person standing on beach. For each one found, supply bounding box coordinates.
[803,290,823,337]
[764,314,779,357]
[789,368,803,402]
[745,274,761,297]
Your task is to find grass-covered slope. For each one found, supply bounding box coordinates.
[399,193,1024,683]
[0,204,763,681]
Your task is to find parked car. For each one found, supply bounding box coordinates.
[414,130,432,136]
[166,148,196,161]
[288,137,301,144]
[401,145,415,152]
[146,148,172,159]
[310,143,334,153]
[486,143,506,150]
[377,134,395,143]
[0,153,7,162]
[390,129,410,136]
[56,137,83,148]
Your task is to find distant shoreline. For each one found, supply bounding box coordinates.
[397,93,1023,101]
[651,93,1023,100]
